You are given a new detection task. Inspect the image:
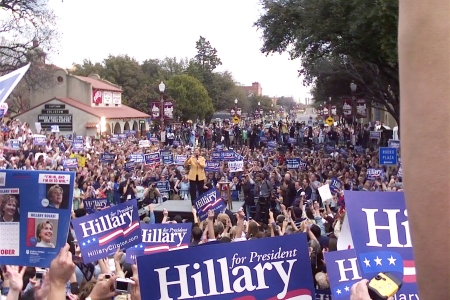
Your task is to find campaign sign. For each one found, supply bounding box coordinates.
[126,223,191,263]
[324,249,362,299]
[137,234,315,300]
[379,147,398,165]
[145,152,160,165]
[369,131,381,139]
[211,151,236,161]
[286,158,300,170]
[324,145,335,154]
[63,158,78,170]
[33,135,46,146]
[175,155,187,165]
[156,180,170,192]
[72,139,84,151]
[194,188,225,221]
[315,289,332,300]
[160,150,174,164]
[101,153,115,163]
[388,139,400,149]
[205,161,220,172]
[0,170,75,268]
[268,141,277,149]
[366,168,384,181]
[330,178,342,194]
[83,198,110,214]
[228,160,243,172]
[125,161,135,171]
[129,154,144,163]
[9,139,21,150]
[345,191,418,298]
[110,137,119,144]
[71,199,141,263]
[0,64,30,104]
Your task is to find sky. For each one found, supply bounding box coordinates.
[47,0,311,103]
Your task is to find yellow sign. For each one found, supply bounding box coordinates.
[326,116,334,126]
[232,116,240,124]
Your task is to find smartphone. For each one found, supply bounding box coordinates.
[115,278,133,294]
[367,272,402,300]
[36,269,46,279]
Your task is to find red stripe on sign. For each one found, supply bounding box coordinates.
[403,260,415,268]
[26,218,36,246]
[233,297,256,300]
[403,260,416,283]
[403,275,416,283]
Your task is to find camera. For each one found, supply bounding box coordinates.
[367,272,402,300]
[105,274,111,279]
[115,278,133,294]
[36,269,46,279]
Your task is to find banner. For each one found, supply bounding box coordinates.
[342,97,353,117]
[151,102,161,119]
[160,150,174,164]
[33,135,46,146]
[286,158,300,170]
[8,139,21,150]
[366,168,384,181]
[145,152,160,165]
[228,160,243,172]
[388,139,401,149]
[137,234,315,300]
[62,158,78,170]
[194,188,225,221]
[129,154,145,163]
[0,64,30,104]
[100,153,115,163]
[126,223,191,263]
[345,191,418,298]
[83,198,110,214]
[356,98,367,118]
[175,155,187,165]
[211,151,238,161]
[163,101,174,120]
[71,199,141,263]
[0,170,75,267]
[205,161,220,173]
[72,137,84,151]
[324,249,361,300]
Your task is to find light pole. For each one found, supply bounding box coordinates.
[235,98,238,105]
[350,82,357,124]
[159,81,165,125]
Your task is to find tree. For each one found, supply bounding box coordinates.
[276,96,295,112]
[72,59,105,77]
[255,0,400,124]
[248,95,273,113]
[194,36,222,74]
[166,75,214,121]
[0,0,59,74]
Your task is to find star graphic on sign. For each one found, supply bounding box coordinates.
[87,239,91,244]
[374,256,382,266]
[363,257,371,267]
[336,289,342,295]
[82,242,86,246]
[387,255,397,265]
[92,237,96,242]
[345,286,350,292]
[140,245,144,248]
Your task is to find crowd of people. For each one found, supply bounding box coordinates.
[0,116,401,300]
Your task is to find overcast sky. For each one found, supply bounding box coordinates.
[48,0,311,102]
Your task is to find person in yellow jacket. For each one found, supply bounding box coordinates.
[184,147,206,204]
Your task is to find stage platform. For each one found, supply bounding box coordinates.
[139,200,244,223]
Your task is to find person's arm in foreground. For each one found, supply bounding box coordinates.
[399,0,450,298]
[48,244,75,299]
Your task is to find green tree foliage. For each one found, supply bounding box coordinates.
[248,95,273,113]
[71,37,247,119]
[255,0,399,123]
[276,96,295,112]
[166,75,214,121]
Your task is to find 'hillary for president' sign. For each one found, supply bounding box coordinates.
[137,234,315,300]
[71,199,141,263]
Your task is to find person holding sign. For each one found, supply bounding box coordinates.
[184,147,206,204]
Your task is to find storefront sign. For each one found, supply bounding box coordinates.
[38,115,72,131]
[45,104,65,109]
[113,92,121,104]
[103,91,112,104]
[41,109,69,114]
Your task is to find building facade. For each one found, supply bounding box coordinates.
[241,82,262,97]
[16,68,150,136]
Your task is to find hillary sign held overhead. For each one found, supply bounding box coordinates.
[137,234,315,300]
[344,191,418,299]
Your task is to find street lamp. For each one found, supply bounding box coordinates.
[234,98,238,104]
[159,81,165,125]
[350,82,357,124]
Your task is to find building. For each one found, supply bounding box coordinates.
[241,82,262,97]
[15,68,150,136]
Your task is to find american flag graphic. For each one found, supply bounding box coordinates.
[201,197,222,212]
[144,243,189,254]
[359,251,416,283]
[232,289,312,300]
[98,221,140,246]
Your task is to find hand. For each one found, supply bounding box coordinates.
[130,264,141,300]
[5,265,26,292]
[114,247,124,263]
[49,244,75,287]
[163,209,168,217]
[87,274,119,300]
[66,293,79,300]
[207,209,214,220]
[30,272,51,300]
[191,207,197,216]
[147,204,153,212]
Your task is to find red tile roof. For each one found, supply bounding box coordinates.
[73,76,122,92]
[14,97,150,120]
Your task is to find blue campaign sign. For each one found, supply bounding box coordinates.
[379,147,398,165]
[194,188,225,221]
[205,161,220,172]
[345,191,418,298]
[0,170,75,267]
[286,158,300,170]
[71,199,141,263]
[330,178,342,194]
[100,153,115,163]
[388,139,401,149]
[137,234,315,300]
[144,152,160,165]
[83,198,110,214]
[0,64,30,104]
[160,150,174,164]
[324,249,362,299]
[126,223,191,264]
